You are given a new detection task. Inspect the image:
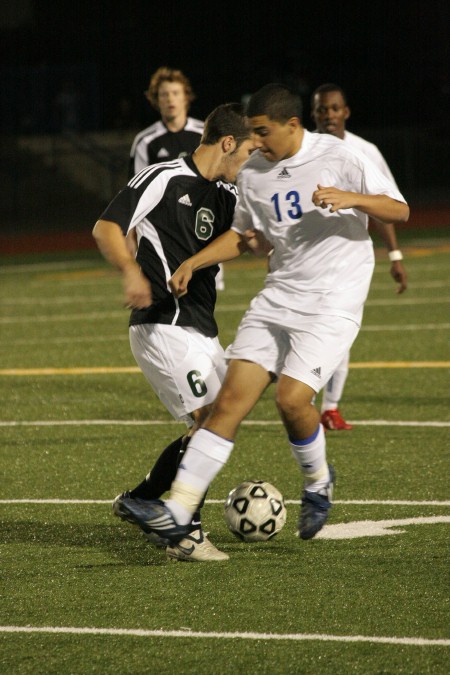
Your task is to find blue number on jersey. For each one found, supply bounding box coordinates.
[271,191,303,222]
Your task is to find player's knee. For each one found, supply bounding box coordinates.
[275,386,312,420]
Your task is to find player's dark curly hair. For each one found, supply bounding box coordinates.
[202,103,251,148]
[246,84,303,122]
[145,66,195,110]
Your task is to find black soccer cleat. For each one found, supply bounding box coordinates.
[114,497,190,546]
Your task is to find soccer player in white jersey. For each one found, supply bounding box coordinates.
[311,83,408,430]
[93,103,255,561]
[120,83,409,549]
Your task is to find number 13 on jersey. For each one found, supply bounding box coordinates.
[271,191,303,222]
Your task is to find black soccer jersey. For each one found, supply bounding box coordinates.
[100,154,238,337]
[129,118,204,177]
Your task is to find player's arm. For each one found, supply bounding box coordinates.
[312,184,409,224]
[371,221,408,294]
[92,219,152,308]
[169,229,247,298]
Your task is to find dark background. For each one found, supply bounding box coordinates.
[1,0,449,244]
[1,0,449,133]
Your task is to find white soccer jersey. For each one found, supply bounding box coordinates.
[232,130,406,324]
[343,130,398,187]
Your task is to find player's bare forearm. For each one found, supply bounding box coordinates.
[92,219,151,308]
[169,230,246,298]
[371,221,400,251]
[312,185,409,224]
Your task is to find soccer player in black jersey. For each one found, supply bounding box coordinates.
[129,67,204,177]
[93,103,255,561]
[129,66,226,291]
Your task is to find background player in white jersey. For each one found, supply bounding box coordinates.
[119,83,409,550]
[93,103,254,561]
[311,83,408,430]
[129,66,225,290]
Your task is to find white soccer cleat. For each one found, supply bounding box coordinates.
[166,529,229,562]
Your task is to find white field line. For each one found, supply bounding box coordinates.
[1,297,450,324]
[1,280,448,305]
[0,324,449,348]
[0,419,449,428]
[1,254,449,274]
[0,625,448,646]
[1,499,449,506]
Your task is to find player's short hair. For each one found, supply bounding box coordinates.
[311,83,348,108]
[201,103,251,148]
[246,84,303,123]
[145,66,195,110]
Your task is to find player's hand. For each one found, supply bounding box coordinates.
[123,263,152,309]
[390,260,408,294]
[169,261,194,298]
[312,184,355,212]
[243,229,273,256]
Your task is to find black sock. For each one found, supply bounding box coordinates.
[129,434,207,532]
[129,435,184,500]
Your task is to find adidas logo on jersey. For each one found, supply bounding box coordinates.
[157,148,170,158]
[311,366,322,378]
[178,194,192,206]
[277,167,291,178]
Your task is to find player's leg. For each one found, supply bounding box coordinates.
[166,358,273,525]
[321,351,352,430]
[277,314,359,538]
[114,324,228,559]
[121,311,281,545]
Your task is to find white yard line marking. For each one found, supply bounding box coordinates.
[0,419,448,428]
[1,499,449,506]
[315,516,450,539]
[0,324,448,348]
[2,281,447,304]
[0,625,447,646]
[1,297,450,323]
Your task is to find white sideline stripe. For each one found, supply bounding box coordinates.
[1,281,448,304]
[0,625,448,646]
[0,324,449,348]
[1,499,449,506]
[0,419,448,428]
[1,296,450,323]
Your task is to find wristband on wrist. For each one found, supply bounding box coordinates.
[388,250,403,262]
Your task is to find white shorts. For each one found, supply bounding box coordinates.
[225,294,360,393]
[129,324,227,425]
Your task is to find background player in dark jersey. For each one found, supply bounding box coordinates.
[93,103,254,562]
[129,66,204,176]
[129,66,225,290]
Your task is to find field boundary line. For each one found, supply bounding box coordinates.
[1,419,448,428]
[1,499,449,506]
[0,625,448,646]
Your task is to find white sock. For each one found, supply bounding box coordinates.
[166,428,234,525]
[322,352,349,411]
[289,424,329,493]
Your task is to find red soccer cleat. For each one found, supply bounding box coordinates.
[321,409,353,431]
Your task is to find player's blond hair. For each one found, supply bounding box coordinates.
[145,67,196,111]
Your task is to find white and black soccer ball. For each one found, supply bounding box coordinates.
[224,480,287,542]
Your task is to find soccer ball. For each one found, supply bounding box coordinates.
[224,480,287,542]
